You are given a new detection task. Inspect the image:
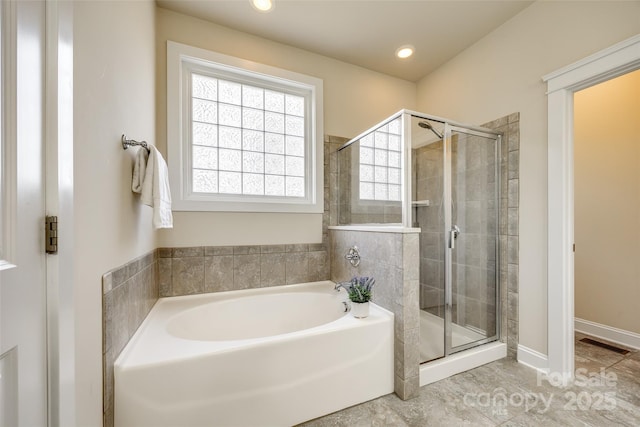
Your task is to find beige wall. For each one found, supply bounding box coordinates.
[416,1,640,354]
[73,1,157,425]
[574,70,640,334]
[154,7,417,248]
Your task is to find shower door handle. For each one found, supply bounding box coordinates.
[449,225,460,249]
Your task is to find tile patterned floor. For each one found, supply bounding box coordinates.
[301,334,640,426]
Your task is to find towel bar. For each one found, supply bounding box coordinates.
[122,134,150,153]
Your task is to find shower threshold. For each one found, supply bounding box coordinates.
[419,341,507,386]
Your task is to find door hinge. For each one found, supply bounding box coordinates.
[45,216,58,254]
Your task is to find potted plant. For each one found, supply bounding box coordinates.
[339,276,375,318]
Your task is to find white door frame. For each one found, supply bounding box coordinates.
[543,34,640,383]
[45,1,75,426]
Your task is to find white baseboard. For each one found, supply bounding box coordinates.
[575,318,640,350]
[517,345,549,373]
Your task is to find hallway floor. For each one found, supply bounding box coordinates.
[301,334,640,426]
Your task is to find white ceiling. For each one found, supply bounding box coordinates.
[157,0,533,82]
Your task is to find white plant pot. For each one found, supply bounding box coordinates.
[351,301,370,318]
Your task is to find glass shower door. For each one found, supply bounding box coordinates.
[414,116,500,364]
[445,125,499,355]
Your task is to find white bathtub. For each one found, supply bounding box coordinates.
[114,281,394,427]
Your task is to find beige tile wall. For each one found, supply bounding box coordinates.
[414,139,446,318]
[483,113,520,358]
[101,250,158,427]
[157,244,329,296]
[330,229,420,399]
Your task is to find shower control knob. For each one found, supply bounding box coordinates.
[345,246,361,267]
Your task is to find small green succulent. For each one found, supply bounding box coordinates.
[340,276,375,303]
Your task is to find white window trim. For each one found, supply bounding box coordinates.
[167,41,324,213]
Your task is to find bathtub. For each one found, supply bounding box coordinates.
[114,281,394,427]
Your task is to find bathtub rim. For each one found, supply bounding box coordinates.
[115,280,394,370]
[166,290,350,341]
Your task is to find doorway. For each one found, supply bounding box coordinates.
[573,70,640,351]
[544,35,640,380]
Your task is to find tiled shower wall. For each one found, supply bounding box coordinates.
[453,132,499,335]
[414,139,445,316]
[483,113,520,358]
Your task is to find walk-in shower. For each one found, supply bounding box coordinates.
[337,109,504,384]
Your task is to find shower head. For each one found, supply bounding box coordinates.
[418,121,443,139]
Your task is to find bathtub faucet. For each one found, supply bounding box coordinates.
[334,282,346,292]
[345,246,361,267]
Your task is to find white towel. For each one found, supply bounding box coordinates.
[131,146,148,194]
[132,145,173,229]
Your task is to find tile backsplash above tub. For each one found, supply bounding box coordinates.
[158,244,329,297]
[102,249,158,427]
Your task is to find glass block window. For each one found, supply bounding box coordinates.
[167,41,323,213]
[359,118,402,201]
[190,74,306,198]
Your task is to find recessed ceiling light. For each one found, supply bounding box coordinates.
[396,45,415,59]
[251,0,274,12]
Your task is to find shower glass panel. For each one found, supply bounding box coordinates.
[447,126,499,354]
[411,117,447,363]
[338,116,403,225]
